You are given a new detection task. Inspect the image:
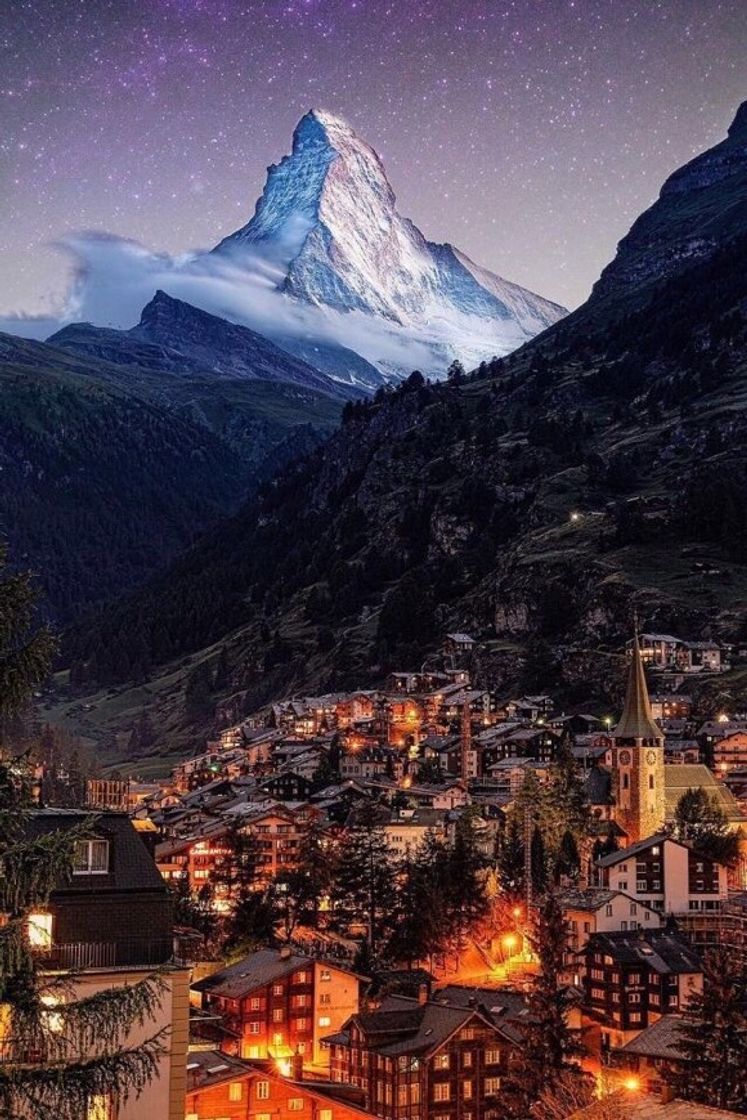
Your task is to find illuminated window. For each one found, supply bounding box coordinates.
[319,1110,332,1120]
[27,912,53,949]
[250,997,261,1009]
[433,1084,450,1102]
[318,1016,331,1027]
[229,1082,243,1102]
[463,1081,473,1099]
[485,1078,501,1095]
[41,994,64,1033]
[257,1081,270,1100]
[288,1099,304,1111]
[248,1021,260,1034]
[73,839,109,875]
[434,1054,449,1070]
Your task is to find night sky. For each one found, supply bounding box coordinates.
[1,0,745,318]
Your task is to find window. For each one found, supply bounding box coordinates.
[648,775,655,789]
[320,969,331,981]
[247,1046,260,1059]
[73,839,109,875]
[273,984,284,996]
[319,1016,331,1027]
[229,1082,243,1102]
[433,1084,450,1102]
[272,1009,284,1023]
[288,1099,304,1111]
[463,1081,473,1099]
[629,1013,641,1023]
[250,997,261,1010]
[630,903,637,915]
[256,1115,271,1120]
[485,1049,501,1065]
[637,880,647,892]
[320,1111,332,1120]
[248,1021,260,1034]
[619,881,628,891]
[296,1017,308,1031]
[463,1051,473,1068]
[605,905,613,917]
[27,912,53,949]
[629,974,640,985]
[434,1054,449,1070]
[485,1078,501,1095]
[257,1081,270,1100]
[87,1097,112,1120]
[629,994,641,1004]
[319,993,331,1005]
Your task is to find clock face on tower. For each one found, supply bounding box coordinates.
[619,750,631,765]
[646,750,657,764]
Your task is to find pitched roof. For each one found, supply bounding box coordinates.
[337,996,512,1058]
[584,930,701,974]
[27,809,167,895]
[192,948,361,999]
[595,833,670,867]
[617,1014,687,1060]
[663,766,746,823]
[613,633,663,742]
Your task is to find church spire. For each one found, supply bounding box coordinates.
[613,631,662,742]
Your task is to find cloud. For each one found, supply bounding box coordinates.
[2,231,443,378]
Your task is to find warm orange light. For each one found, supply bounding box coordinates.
[512,906,522,919]
[623,1076,640,1092]
[276,1058,292,1077]
[503,934,518,952]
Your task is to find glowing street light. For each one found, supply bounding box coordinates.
[623,1075,640,1093]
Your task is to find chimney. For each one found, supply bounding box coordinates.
[279,946,292,960]
[292,1051,304,1081]
[418,983,429,1006]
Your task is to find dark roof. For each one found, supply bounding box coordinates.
[432,985,532,1043]
[558,887,620,912]
[186,1049,253,1091]
[595,833,670,867]
[584,930,701,974]
[334,995,512,1058]
[27,809,166,895]
[618,1015,687,1061]
[192,948,360,999]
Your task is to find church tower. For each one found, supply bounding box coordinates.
[610,632,666,843]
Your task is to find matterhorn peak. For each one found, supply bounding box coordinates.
[214,110,566,373]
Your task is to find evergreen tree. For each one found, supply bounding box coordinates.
[331,801,396,952]
[498,815,525,898]
[387,832,450,966]
[530,826,549,896]
[0,549,164,1119]
[508,893,581,1116]
[444,810,488,945]
[670,947,747,1112]
[672,787,739,865]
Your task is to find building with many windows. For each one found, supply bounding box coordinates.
[192,947,363,1070]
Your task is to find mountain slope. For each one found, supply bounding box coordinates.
[60,101,747,759]
[50,290,352,399]
[214,109,566,373]
[0,304,344,618]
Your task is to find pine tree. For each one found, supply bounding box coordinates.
[498,814,525,897]
[0,548,165,1119]
[331,801,396,953]
[672,787,739,865]
[508,893,581,1116]
[444,810,488,946]
[387,832,450,966]
[670,946,747,1112]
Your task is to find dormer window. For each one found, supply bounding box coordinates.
[73,838,109,874]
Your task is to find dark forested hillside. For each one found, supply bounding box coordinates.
[0,324,343,620]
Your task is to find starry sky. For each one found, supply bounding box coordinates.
[1,0,745,317]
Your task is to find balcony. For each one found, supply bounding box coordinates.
[35,936,174,971]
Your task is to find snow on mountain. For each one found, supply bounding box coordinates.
[214,109,566,374]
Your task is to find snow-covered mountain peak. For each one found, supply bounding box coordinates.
[214,110,566,374]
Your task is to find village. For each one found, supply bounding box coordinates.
[24,627,746,1120]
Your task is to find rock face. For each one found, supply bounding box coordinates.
[591,99,747,303]
[214,109,566,373]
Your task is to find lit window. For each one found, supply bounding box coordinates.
[433,1084,450,1102]
[485,1050,501,1065]
[27,912,53,949]
[229,1082,243,1102]
[272,1009,284,1023]
[73,839,109,875]
[250,997,261,1010]
[257,1081,270,1100]
[320,969,331,981]
[463,1081,473,1099]
[248,1021,260,1034]
[319,1016,331,1027]
[434,1054,449,1070]
[273,984,284,996]
[319,1111,332,1120]
[485,1078,501,1095]
[288,1099,304,1111]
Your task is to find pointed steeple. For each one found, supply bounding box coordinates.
[613,632,662,742]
